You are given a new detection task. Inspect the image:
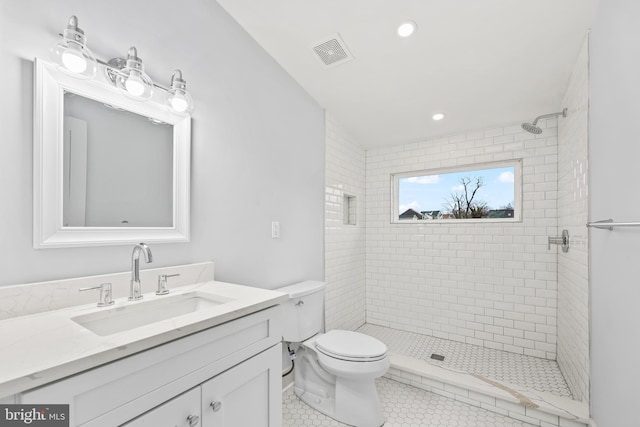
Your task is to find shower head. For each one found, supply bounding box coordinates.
[521,108,568,134]
[521,122,543,134]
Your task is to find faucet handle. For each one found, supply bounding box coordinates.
[157,274,180,295]
[80,283,114,307]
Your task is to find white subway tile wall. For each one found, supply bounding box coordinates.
[324,113,367,331]
[557,38,589,402]
[365,121,559,359]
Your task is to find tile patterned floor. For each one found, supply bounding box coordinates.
[357,324,571,398]
[283,377,537,427]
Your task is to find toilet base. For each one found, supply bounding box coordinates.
[293,341,386,427]
[294,379,385,427]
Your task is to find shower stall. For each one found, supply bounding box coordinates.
[324,39,590,417]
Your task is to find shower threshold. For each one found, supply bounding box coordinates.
[357,323,589,427]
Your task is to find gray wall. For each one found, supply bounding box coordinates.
[590,0,640,424]
[0,0,325,288]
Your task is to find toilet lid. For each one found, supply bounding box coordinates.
[315,330,387,360]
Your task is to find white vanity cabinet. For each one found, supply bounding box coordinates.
[122,388,201,427]
[19,305,283,427]
[200,344,279,427]
[123,345,281,427]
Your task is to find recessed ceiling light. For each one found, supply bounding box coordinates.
[432,113,445,121]
[397,21,417,38]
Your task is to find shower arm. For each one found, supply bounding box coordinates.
[532,108,568,125]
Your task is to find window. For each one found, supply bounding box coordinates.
[391,160,521,223]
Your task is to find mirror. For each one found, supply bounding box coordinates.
[63,93,174,227]
[34,59,191,248]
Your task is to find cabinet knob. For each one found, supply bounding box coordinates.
[210,401,222,412]
[186,414,199,426]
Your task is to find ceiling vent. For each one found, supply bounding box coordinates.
[311,33,353,69]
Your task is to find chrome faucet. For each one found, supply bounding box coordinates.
[129,243,153,301]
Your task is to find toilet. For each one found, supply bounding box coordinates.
[277,281,389,427]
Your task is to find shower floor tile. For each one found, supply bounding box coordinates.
[357,323,571,398]
[283,377,536,427]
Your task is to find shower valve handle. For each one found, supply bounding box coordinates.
[548,229,570,253]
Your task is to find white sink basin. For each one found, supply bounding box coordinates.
[72,292,234,336]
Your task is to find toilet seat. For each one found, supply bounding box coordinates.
[314,330,387,362]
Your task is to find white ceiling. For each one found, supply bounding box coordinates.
[216,0,597,148]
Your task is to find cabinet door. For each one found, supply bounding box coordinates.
[201,344,281,427]
[122,387,201,427]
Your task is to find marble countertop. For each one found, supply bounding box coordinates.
[0,281,288,398]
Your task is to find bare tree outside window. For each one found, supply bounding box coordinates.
[442,176,489,219]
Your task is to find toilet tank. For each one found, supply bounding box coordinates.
[276,281,326,342]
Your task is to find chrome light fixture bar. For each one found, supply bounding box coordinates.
[51,15,194,113]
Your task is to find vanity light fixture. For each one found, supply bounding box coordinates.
[432,113,445,121]
[164,70,194,114]
[397,20,417,38]
[50,15,194,113]
[107,47,154,101]
[50,15,97,79]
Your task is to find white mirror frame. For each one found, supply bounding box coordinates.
[33,58,191,248]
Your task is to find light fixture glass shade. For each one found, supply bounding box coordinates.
[113,47,153,101]
[397,20,417,38]
[50,16,97,79]
[164,70,194,114]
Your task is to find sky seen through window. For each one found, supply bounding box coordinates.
[398,166,515,216]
